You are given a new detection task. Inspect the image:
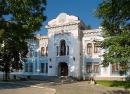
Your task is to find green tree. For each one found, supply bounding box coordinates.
[0,0,46,80]
[96,0,130,75]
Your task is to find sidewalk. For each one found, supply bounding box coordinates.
[0,81,56,94]
[0,80,130,94]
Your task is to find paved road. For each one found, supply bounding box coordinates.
[51,81,130,94]
[0,81,56,94]
[0,81,130,94]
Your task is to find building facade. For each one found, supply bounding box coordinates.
[23,13,127,80]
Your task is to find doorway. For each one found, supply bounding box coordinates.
[58,62,68,76]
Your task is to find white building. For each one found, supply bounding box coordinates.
[23,13,127,80]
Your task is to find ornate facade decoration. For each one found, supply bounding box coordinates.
[22,13,126,80]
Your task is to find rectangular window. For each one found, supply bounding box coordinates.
[29,63,33,72]
[40,63,48,73]
[25,63,28,72]
[35,60,37,72]
[35,52,37,57]
[67,46,69,55]
[45,63,48,73]
[56,46,58,56]
[86,63,99,73]
[112,63,119,73]
[40,63,44,73]
[93,64,99,73]
[86,64,92,73]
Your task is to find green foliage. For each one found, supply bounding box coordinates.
[0,0,46,80]
[96,0,130,73]
[96,80,130,88]
[103,32,130,63]
[96,0,130,35]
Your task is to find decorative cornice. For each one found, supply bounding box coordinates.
[46,21,79,29]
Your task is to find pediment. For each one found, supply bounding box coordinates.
[48,13,79,27]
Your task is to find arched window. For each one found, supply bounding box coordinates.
[41,47,45,56]
[60,40,66,56]
[87,43,92,55]
[94,43,100,53]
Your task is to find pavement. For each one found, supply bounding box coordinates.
[0,80,130,94]
[0,81,56,94]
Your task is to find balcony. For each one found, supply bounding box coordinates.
[56,56,69,63]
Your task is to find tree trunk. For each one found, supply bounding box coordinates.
[3,63,10,81]
[3,71,10,81]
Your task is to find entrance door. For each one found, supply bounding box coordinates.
[58,62,68,76]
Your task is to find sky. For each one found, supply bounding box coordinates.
[39,0,102,34]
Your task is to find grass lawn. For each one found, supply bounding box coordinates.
[96,80,130,88]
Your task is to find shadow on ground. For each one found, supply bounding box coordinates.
[110,81,130,88]
[106,81,130,94]
[103,90,130,94]
[0,76,77,90]
[97,80,130,94]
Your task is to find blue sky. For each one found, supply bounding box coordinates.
[40,0,101,34]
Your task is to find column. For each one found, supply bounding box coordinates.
[92,42,94,56]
